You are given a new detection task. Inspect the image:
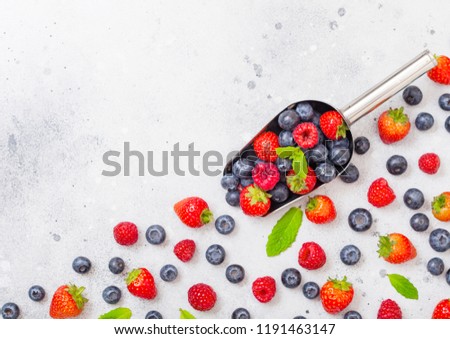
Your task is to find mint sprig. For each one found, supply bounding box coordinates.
[387,273,419,300]
[99,307,132,319]
[266,207,303,257]
[179,308,196,319]
[276,147,307,179]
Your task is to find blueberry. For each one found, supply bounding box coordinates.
[409,213,429,232]
[109,257,125,274]
[340,245,361,265]
[278,109,301,131]
[354,137,370,155]
[1,303,20,319]
[145,224,166,245]
[340,163,359,184]
[232,158,255,179]
[102,286,122,304]
[225,264,245,283]
[278,130,295,147]
[281,268,301,288]
[386,155,408,175]
[215,215,235,235]
[326,138,350,151]
[305,144,328,164]
[160,264,178,282]
[28,285,45,301]
[446,269,450,286]
[403,188,424,210]
[226,190,240,207]
[72,256,92,274]
[240,178,254,187]
[415,112,434,131]
[402,85,423,105]
[268,183,290,203]
[294,315,307,319]
[427,257,445,276]
[344,311,362,319]
[429,228,450,252]
[145,310,163,319]
[446,116,450,133]
[295,102,314,121]
[312,112,321,127]
[438,93,450,111]
[315,161,337,183]
[221,174,240,190]
[302,281,320,299]
[348,208,372,232]
[276,157,292,173]
[317,129,325,145]
[232,308,250,319]
[205,244,226,265]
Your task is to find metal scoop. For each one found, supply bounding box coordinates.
[223,50,437,216]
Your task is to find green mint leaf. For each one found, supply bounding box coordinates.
[276,146,296,158]
[266,207,303,257]
[387,274,419,300]
[179,308,196,319]
[291,150,307,179]
[99,307,132,319]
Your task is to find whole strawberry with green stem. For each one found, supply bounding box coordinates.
[378,107,411,144]
[305,195,336,224]
[49,284,88,319]
[427,55,450,85]
[174,197,213,228]
[377,233,417,264]
[320,276,354,314]
[319,110,348,140]
[286,168,316,195]
[432,192,450,222]
[240,184,271,217]
[126,268,157,300]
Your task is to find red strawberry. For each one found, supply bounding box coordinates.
[113,221,138,246]
[432,299,450,319]
[252,276,276,303]
[298,241,326,270]
[286,168,316,195]
[367,177,396,208]
[377,107,411,144]
[174,197,213,228]
[320,277,354,314]
[305,195,337,224]
[174,239,196,262]
[253,131,279,162]
[377,233,417,264]
[187,283,217,311]
[432,192,450,222]
[427,55,450,85]
[240,184,271,217]
[293,122,319,149]
[126,268,157,300]
[49,284,88,319]
[319,110,348,140]
[252,162,280,191]
[418,153,440,174]
[377,299,402,319]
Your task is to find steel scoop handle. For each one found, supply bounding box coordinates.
[341,50,437,126]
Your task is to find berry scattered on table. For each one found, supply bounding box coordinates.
[418,153,440,174]
[49,284,87,319]
[377,299,402,319]
[113,221,138,246]
[298,242,326,270]
[402,85,423,105]
[431,299,450,319]
[1,302,20,319]
[302,281,320,299]
[174,197,213,228]
[281,268,302,289]
[343,310,362,319]
[446,269,450,286]
[252,276,276,303]
[354,136,370,155]
[339,163,360,183]
[28,285,45,302]
[126,268,157,300]
[145,224,166,245]
[102,286,121,304]
[427,257,445,276]
[377,107,410,144]
[145,310,163,319]
[188,283,217,311]
[427,55,450,85]
[409,213,429,232]
[340,245,361,266]
[174,239,196,262]
[320,276,354,314]
[429,228,450,252]
[438,93,450,111]
[348,208,373,232]
[305,195,337,224]
[403,188,425,210]
[367,178,396,208]
[445,116,450,133]
[386,155,408,175]
[231,308,250,319]
[160,264,178,282]
[432,192,450,222]
[377,233,417,264]
[109,257,125,274]
[225,264,245,284]
[72,256,92,274]
[415,112,434,131]
[205,244,226,265]
[215,215,235,235]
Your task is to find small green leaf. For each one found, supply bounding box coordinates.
[179,308,196,319]
[266,207,303,257]
[276,146,296,158]
[99,307,132,319]
[292,151,308,178]
[387,274,419,300]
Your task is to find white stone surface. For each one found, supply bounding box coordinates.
[0,0,449,319]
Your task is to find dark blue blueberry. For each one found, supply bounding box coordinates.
[354,136,370,155]
[427,257,444,276]
[445,116,450,133]
[72,256,91,274]
[232,158,255,179]
[1,303,20,319]
[145,310,163,319]
[278,130,295,147]
[232,308,250,319]
[403,188,424,210]
[402,85,423,105]
[315,161,337,183]
[446,269,450,286]
[225,264,245,283]
[386,155,408,175]
[326,138,350,151]
[281,268,301,288]
[317,129,325,145]
[295,102,314,121]
[294,316,307,319]
[278,109,301,131]
[206,244,226,265]
[102,286,122,304]
[312,111,321,127]
[268,183,290,203]
[344,311,362,319]
[340,245,361,265]
[276,157,292,173]
[28,285,45,301]
[348,208,372,232]
[305,144,328,164]
[226,190,240,207]
[240,178,254,187]
[429,228,450,252]
[221,174,240,191]
[415,112,434,131]
[340,163,359,184]
[215,215,235,235]
[302,281,320,299]
[145,224,166,245]
[438,93,450,111]
[409,213,429,232]
[160,264,178,282]
[109,257,125,274]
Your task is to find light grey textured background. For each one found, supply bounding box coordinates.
[0,0,449,319]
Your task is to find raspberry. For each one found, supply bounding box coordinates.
[367,178,396,208]
[418,153,440,174]
[293,123,319,149]
[377,299,402,319]
[252,276,276,303]
[113,221,138,246]
[187,283,217,311]
[174,239,196,262]
[252,162,280,191]
[298,242,326,270]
